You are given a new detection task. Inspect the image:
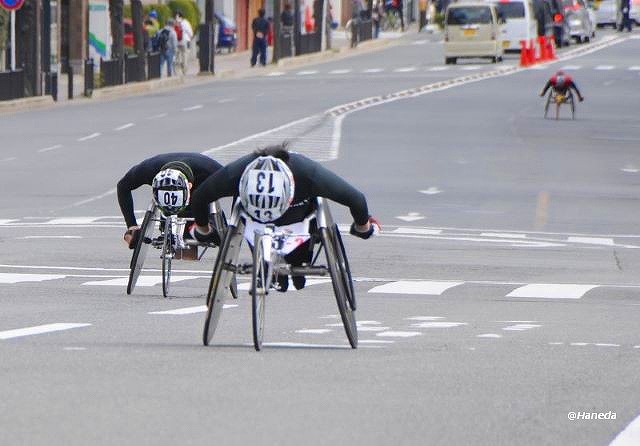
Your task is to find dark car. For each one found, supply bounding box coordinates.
[545,0,572,46]
[215,13,237,53]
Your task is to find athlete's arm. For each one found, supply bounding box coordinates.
[540,80,552,97]
[569,81,584,101]
[117,165,149,228]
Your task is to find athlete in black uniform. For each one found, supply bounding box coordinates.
[117,152,222,248]
[190,143,379,291]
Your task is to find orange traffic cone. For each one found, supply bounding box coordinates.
[537,36,547,62]
[547,36,557,60]
[519,40,531,66]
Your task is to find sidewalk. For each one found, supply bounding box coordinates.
[0,26,412,113]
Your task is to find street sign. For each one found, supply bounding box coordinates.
[0,0,25,11]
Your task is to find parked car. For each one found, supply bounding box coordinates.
[563,0,595,42]
[489,0,538,52]
[444,2,504,64]
[630,0,640,25]
[215,13,238,53]
[591,0,617,27]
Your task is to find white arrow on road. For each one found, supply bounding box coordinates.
[396,212,425,222]
[419,187,442,195]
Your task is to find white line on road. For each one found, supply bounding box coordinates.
[561,65,582,70]
[265,71,286,76]
[411,322,468,328]
[0,273,66,283]
[391,227,442,235]
[427,66,448,71]
[376,331,422,338]
[419,187,442,195]
[357,326,390,332]
[83,276,201,287]
[77,133,101,142]
[68,188,117,208]
[217,98,236,103]
[0,157,17,162]
[147,113,168,119]
[45,217,101,225]
[568,236,614,246]
[359,339,395,344]
[595,65,615,70]
[460,65,481,71]
[394,67,417,72]
[0,323,91,340]
[610,413,640,446]
[114,123,135,131]
[183,104,203,111]
[148,304,238,315]
[507,284,598,299]
[329,69,351,74]
[20,236,82,239]
[477,334,502,338]
[362,68,384,73]
[297,70,318,75]
[296,329,333,334]
[38,144,62,153]
[629,66,640,71]
[368,280,464,295]
[502,324,542,331]
[480,233,527,239]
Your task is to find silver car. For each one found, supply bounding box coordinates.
[564,0,595,42]
[591,0,617,27]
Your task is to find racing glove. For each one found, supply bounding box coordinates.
[350,216,381,240]
[190,224,221,246]
[124,227,141,249]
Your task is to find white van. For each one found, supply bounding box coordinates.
[490,0,538,52]
[444,2,504,64]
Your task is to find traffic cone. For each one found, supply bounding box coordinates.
[537,36,548,61]
[547,36,557,60]
[529,39,536,65]
[519,40,531,67]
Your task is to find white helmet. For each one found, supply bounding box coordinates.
[239,155,295,223]
[152,163,192,215]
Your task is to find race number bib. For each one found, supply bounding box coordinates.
[245,169,286,196]
[157,190,184,208]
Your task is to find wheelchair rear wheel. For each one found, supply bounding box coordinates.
[161,224,173,298]
[127,209,156,295]
[251,235,268,351]
[321,227,358,348]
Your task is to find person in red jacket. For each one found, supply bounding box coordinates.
[540,70,584,102]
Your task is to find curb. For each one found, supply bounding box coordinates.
[0,95,55,115]
[90,76,186,100]
[276,37,395,68]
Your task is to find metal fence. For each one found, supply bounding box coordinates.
[0,69,25,101]
[125,54,145,83]
[84,59,94,97]
[147,52,161,80]
[100,58,124,87]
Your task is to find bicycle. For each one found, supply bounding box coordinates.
[544,90,575,120]
[202,197,357,351]
[127,201,231,298]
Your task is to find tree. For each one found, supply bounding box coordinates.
[109,0,124,60]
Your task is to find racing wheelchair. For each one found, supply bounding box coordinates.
[544,90,575,120]
[202,197,357,351]
[127,201,230,298]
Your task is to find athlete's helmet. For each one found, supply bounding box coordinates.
[555,71,567,88]
[152,161,193,215]
[239,155,295,223]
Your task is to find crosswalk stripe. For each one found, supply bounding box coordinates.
[595,65,615,70]
[362,68,384,73]
[609,413,640,446]
[507,284,598,299]
[148,304,237,315]
[0,219,17,225]
[44,217,100,225]
[568,236,614,246]
[0,323,91,340]
[0,273,66,284]
[428,66,448,71]
[329,69,351,74]
[266,71,286,76]
[394,67,417,72]
[82,276,201,287]
[376,331,422,338]
[629,66,640,71]
[297,70,318,75]
[460,65,480,71]
[561,65,581,70]
[368,280,464,295]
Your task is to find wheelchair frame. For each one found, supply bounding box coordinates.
[202,197,358,350]
[544,90,575,120]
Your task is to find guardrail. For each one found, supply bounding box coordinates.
[100,58,124,87]
[147,52,161,80]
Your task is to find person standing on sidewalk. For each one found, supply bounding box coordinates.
[618,0,633,31]
[372,0,384,38]
[158,19,179,77]
[251,9,270,66]
[175,11,194,75]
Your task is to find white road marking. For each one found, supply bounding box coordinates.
[595,343,620,347]
[38,144,62,153]
[45,217,100,225]
[570,342,620,347]
[83,276,201,287]
[621,166,640,173]
[0,323,91,340]
[548,342,564,345]
[568,236,614,246]
[496,320,538,323]
[217,98,235,103]
[460,65,480,71]
[295,329,333,334]
[411,322,468,328]
[297,70,318,75]
[329,69,351,74]
[507,283,598,299]
[561,65,581,70]
[68,188,117,208]
[261,342,355,349]
[362,68,384,73]
[394,67,417,72]
[319,315,340,319]
[427,66,448,71]
[405,316,445,321]
[0,219,17,225]
[358,326,391,332]
[412,40,428,45]
[183,105,203,111]
[391,227,442,235]
[368,280,463,295]
[0,273,66,284]
[0,157,17,162]
[114,123,135,131]
[481,233,527,239]
[357,321,382,325]
[149,304,237,315]
[147,113,168,119]
[629,66,640,71]
[265,71,286,76]
[396,212,425,222]
[502,324,542,331]
[610,413,640,446]
[376,331,422,338]
[477,334,502,338]
[419,187,442,195]
[21,236,82,239]
[77,132,100,142]
[359,339,395,344]
[236,278,331,291]
[595,65,615,70]
[570,342,589,346]
[63,346,87,351]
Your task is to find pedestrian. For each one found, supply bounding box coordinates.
[618,0,632,31]
[175,11,194,75]
[157,19,178,77]
[397,0,405,31]
[251,8,269,67]
[372,0,385,38]
[281,2,294,27]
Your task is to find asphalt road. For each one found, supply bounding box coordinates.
[1,30,639,446]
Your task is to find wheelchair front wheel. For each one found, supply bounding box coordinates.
[321,227,358,348]
[332,224,356,311]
